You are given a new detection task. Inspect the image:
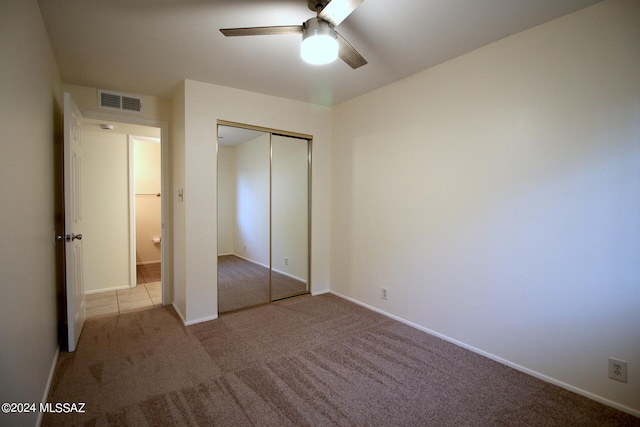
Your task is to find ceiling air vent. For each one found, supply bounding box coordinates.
[98,90,143,113]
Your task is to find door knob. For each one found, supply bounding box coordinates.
[66,233,83,241]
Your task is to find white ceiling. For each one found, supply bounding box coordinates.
[38,0,603,106]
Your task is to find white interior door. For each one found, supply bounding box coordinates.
[64,92,86,352]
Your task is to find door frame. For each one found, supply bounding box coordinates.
[82,111,170,305]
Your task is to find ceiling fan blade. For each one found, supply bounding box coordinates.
[220,26,303,37]
[318,0,364,27]
[336,33,367,69]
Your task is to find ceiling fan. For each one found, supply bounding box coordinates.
[220,0,367,69]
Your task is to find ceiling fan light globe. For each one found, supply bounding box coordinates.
[301,34,338,65]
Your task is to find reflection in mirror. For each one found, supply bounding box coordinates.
[217,123,311,313]
[271,134,309,300]
[217,125,271,312]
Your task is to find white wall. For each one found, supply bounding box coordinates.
[331,0,640,415]
[0,1,62,426]
[83,130,130,292]
[63,83,172,123]
[173,80,332,324]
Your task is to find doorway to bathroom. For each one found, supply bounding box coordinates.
[81,118,167,317]
[132,136,162,295]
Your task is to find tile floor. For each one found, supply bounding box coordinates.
[86,282,162,318]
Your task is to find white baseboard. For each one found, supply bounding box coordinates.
[227,253,306,283]
[271,267,305,283]
[232,253,270,269]
[329,290,640,419]
[172,302,218,326]
[183,314,218,326]
[311,289,330,296]
[136,260,161,266]
[172,303,187,324]
[85,285,130,295]
[37,345,60,427]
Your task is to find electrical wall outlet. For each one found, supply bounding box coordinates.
[608,357,627,383]
[285,257,288,265]
[243,245,246,252]
[381,288,388,300]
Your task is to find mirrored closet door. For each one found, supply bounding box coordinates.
[217,122,310,313]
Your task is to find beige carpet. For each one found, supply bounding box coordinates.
[43,294,639,426]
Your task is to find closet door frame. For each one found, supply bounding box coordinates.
[216,120,312,312]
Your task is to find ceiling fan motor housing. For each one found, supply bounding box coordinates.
[308,0,331,13]
[303,17,336,41]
